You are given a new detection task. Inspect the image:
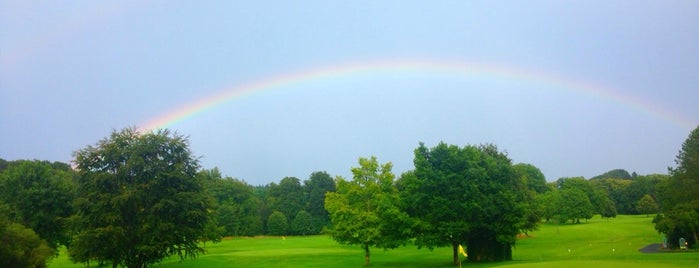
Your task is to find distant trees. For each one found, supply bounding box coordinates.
[400,143,525,263]
[655,126,699,248]
[70,128,213,268]
[0,159,76,252]
[325,157,412,266]
[0,219,53,268]
[267,211,288,236]
[636,194,659,217]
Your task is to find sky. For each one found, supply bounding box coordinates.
[1,1,697,185]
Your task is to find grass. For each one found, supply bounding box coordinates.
[49,215,698,267]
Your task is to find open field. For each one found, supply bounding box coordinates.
[49,215,697,267]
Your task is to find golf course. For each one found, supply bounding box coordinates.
[48,215,697,268]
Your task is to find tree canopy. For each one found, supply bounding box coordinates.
[0,159,75,251]
[655,126,699,248]
[69,128,213,268]
[325,157,412,266]
[400,142,525,263]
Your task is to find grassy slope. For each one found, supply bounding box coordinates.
[49,215,698,268]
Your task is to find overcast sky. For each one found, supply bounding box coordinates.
[2,1,697,185]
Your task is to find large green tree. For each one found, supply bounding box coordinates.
[325,157,412,266]
[655,126,699,248]
[0,160,76,251]
[401,143,525,264]
[70,128,213,268]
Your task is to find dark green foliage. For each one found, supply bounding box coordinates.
[513,163,547,235]
[514,163,548,194]
[556,188,594,223]
[291,210,314,235]
[303,171,335,233]
[655,126,699,248]
[267,211,288,236]
[0,220,53,268]
[0,159,76,251]
[201,170,262,237]
[70,128,212,268]
[401,142,524,263]
[591,169,632,180]
[637,194,659,217]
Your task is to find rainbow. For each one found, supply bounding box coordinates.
[138,58,696,132]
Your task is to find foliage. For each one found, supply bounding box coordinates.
[291,210,314,235]
[0,159,76,251]
[325,157,412,266]
[655,126,699,248]
[304,171,335,233]
[267,211,288,236]
[513,163,547,235]
[201,170,262,236]
[0,220,53,268]
[70,128,212,267]
[590,169,632,180]
[556,188,594,223]
[636,194,659,217]
[513,163,548,194]
[401,142,525,263]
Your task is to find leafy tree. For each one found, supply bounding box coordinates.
[538,190,560,222]
[0,220,53,268]
[401,143,524,263]
[276,177,304,222]
[291,210,314,235]
[599,197,617,220]
[513,163,547,236]
[655,126,699,247]
[0,160,75,251]
[70,128,212,268]
[513,163,548,194]
[201,170,262,236]
[557,177,611,218]
[556,188,594,223]
[303,171,335,233]
[267,211,288,236]
[325,157,412,266]
[636,194,659,217]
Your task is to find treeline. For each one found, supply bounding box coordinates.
[198,168,335,237]
[538,173,668,224]
[1,125,697,267]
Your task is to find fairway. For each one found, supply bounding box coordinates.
[49,215,697,268]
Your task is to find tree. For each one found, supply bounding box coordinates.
[291,210,314,235]
[0,220,53,268]
[401,143,524,263]
[655,126,699,248]
[265,177,304,231]
[636,194,659,217]
[70,128,212,268]
[513,163,548,194]
[513,163,547,236]
[0,160,76,251]
[325,157,412,266]
[303,171,335,233]
[267,211,288,236]
[556,188,594,223]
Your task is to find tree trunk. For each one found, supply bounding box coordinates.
[452,242,459,266]
[363,244,370,266]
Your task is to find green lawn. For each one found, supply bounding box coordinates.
[49,215,698,267]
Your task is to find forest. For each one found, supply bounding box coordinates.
[1,126,697,267]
